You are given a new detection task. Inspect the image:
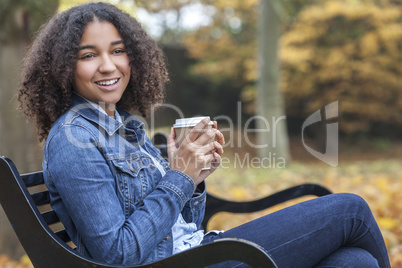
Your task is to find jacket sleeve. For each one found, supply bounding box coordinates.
[181,182,207,229]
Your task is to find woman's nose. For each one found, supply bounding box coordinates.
[99,54,116,73]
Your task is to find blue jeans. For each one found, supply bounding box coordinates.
[202,193,390,268]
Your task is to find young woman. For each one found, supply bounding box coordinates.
[18,3,390,267]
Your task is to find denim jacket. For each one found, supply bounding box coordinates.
[43,93,206,265]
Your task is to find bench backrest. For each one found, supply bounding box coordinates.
[18,169,73,245]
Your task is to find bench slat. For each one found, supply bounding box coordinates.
[41,210,60,225]
[55,229,71,243]
[31,191,50,206]
[21,172,44,187]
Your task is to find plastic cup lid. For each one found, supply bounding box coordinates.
[173,116,212,128]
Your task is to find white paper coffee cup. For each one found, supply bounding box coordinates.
[173,117,214,170]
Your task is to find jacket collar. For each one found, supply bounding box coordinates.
[70,92,144,135]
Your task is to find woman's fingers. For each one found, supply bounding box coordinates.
[192,128,217,146]
[186,117,211,143]
[215,128,225,147]
[213,141,224,156]
[191,130,224,156]
[211,151,222,170]
[197,152,222,181]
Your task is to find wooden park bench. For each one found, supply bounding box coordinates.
[0,134,332,267]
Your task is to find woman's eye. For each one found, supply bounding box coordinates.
[113,49,126,54]
[80,54,94,59]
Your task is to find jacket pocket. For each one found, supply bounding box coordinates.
[111,153,159,203]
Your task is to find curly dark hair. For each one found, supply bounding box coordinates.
[18,2,169,141]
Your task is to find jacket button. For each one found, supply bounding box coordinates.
[164,235,170,240]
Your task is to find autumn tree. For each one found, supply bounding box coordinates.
[256,0,290,161]
[280,0,402,135]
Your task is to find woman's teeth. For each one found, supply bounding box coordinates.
[97,79,118,86]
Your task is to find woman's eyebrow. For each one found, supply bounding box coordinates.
[111,40,124,46]
[78,40,124,50]
[78,45,95,50]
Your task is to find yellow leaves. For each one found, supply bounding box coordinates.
[244,59,257,82]
[378,23,402,55]
[300,1,357,22]
[0,254,32,268]
[300,1,381,23]
[231,186,249,200]
[280,47,312,67]
[281,25,327,46]
[214,0,259,11]
[360,32,379,57]
[58,0,94,12]
[327,49,346,66]
[59,0,136,14]
[18,255,32,267]
[300,1,345,20]
[373,7,401,24]
[378,217,399,231]
[214,0,237,10]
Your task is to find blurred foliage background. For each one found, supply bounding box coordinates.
[0,0,401,267]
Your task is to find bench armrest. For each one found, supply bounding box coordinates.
[203,183,332,229]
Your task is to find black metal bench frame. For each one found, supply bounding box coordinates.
[0,140,332,267]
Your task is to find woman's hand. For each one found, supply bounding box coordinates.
[195,120,224,184]
[167,117,225,186]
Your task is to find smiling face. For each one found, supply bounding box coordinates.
[73,19,131,117]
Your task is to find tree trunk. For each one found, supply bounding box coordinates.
[256,0,290,164]
[0,0,58,260]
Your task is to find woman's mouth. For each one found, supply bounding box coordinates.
[96,78,119,86]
